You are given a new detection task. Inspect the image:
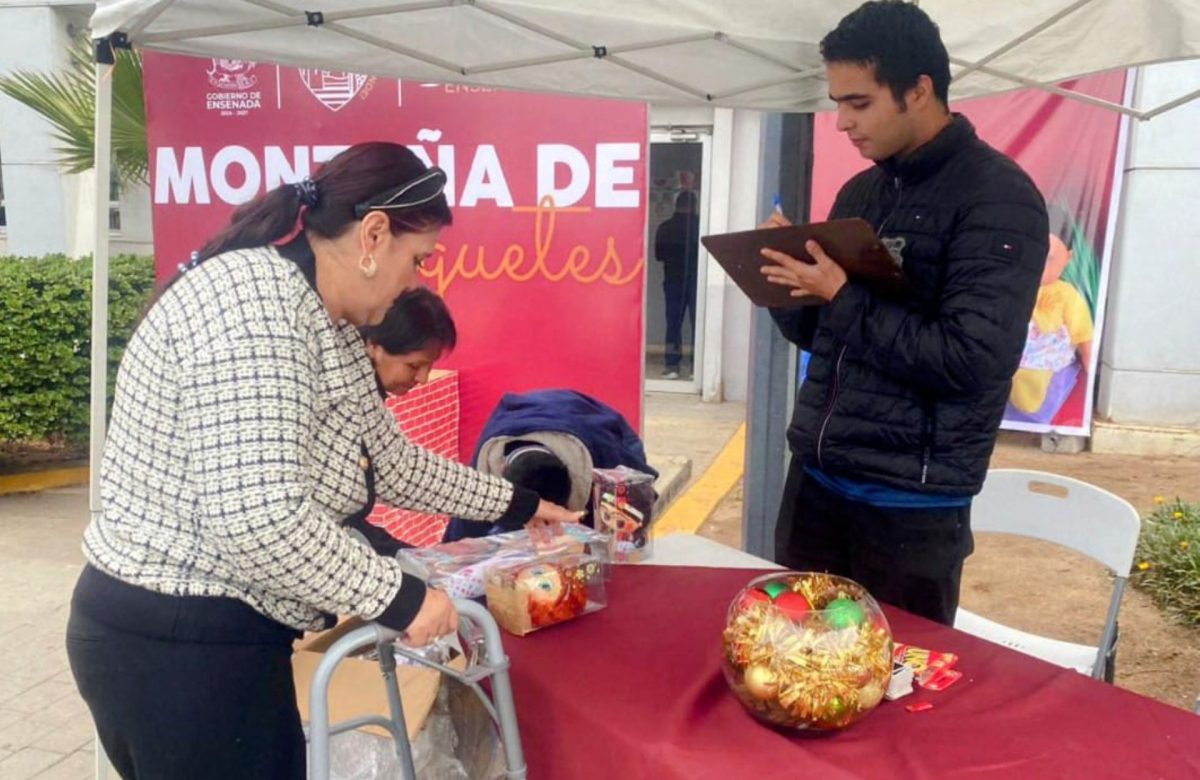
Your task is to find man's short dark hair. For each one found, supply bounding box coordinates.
[820,1,951,107]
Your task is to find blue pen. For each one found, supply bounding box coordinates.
[772,194,783,215]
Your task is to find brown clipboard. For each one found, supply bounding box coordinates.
[701,218,913,307]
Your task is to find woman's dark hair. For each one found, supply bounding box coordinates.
[166,142,451,286]
[820,1,951,108]
[359,287,458,356]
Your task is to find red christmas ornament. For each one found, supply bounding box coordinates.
[737,588,771,612]
[773,591,813,620]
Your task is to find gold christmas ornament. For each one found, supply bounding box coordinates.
[742,664,779,701]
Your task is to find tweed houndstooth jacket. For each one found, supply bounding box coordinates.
[83,246,530,631]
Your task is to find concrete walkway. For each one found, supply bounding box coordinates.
[0,392,746,778]
[0,485,96,779]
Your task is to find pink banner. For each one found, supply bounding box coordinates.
[142,54,648,459]
[813,73,1128,435]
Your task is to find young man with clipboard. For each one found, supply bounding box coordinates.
[761,1,1047,625]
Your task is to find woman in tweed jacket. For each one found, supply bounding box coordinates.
[66,142,578,779]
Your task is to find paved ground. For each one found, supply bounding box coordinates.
[0,486,96,779]
[0,391,741,778]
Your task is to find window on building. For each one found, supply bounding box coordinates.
[109,172,121,232]
[0,146,7,231]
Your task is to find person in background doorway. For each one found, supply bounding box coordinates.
[654,189,700,379]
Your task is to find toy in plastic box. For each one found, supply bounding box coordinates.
[591,466,656,563]
[484,550,608,636]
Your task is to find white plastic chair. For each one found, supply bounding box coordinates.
[954,469,1140,681]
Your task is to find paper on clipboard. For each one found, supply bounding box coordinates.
[701,218,913,307]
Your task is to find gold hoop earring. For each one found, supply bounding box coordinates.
[360,253,378,279]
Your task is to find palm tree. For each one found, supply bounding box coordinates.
[0,37,146,185]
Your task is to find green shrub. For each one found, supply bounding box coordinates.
[1133,497,1200,627]
[0,254,154,443]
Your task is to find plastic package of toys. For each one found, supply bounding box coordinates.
[397,524,609,600]
[484,551,608,636]
[591,466,656,562]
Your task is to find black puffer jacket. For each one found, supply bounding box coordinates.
[772,116,1047,495]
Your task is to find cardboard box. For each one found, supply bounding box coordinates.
[292,617,463,739]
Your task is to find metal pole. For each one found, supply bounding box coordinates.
[376,635,417,778]
[89,41,114,518]
[308,624,388,780]
[742,112,812,560]
[456,600,527,779]
[91,39,115,780]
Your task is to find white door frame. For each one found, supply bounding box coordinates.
[645,127,714,395]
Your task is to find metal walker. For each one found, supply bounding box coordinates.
[306,599,526,780]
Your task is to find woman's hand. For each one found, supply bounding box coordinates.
[526,499,586,533]
[402,587,458,647]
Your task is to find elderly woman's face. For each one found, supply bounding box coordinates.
[367,343,442,396]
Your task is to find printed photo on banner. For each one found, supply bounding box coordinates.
[810,71,1129,437]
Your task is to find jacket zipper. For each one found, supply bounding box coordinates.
[877,176,903,236]
[816,345,847,470]
[920,406,932,484]
[816,179,902,472]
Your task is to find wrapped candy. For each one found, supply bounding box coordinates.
[721,572,893,731]
[485,551,607,636]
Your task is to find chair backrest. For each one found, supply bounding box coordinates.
[972,469,1141,576]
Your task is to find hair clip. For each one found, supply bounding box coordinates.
[292,177,321,209]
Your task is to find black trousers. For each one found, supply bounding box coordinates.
[773,460,974,625]
[662,276,695,370]
[66,566,305,780]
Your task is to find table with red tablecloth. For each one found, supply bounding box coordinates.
[502,564,1200,779]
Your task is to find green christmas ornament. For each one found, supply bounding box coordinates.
[762,580,790,600]
[824,597,866,629]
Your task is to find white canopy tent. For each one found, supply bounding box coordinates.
[92,0,1200,117]
[83,0,1200,546]
[81,0,1200,775]
[82,0,1200,543]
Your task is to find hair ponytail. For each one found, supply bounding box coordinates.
[154,142,450,297]
[196,186,306,262]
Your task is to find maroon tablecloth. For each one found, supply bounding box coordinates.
[503,565,1200,779]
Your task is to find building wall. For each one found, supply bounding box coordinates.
[0,4,74,256]
[0,3,154,259]
[1098,61,1200,428]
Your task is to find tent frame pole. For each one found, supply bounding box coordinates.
[89,37,118,780]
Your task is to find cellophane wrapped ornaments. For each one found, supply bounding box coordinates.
[397,524,609,601]
[722,572,893,731]
[591,466,656,562]
[485,551,607,636]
